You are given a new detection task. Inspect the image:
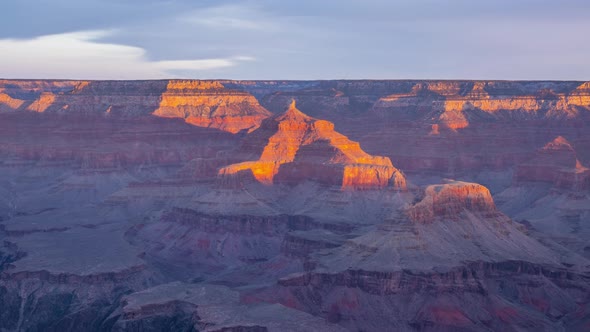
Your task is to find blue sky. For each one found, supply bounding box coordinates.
[1,0,589,80]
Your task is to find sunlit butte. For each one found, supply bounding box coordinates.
[219,100,406,190]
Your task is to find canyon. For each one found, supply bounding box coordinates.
[0,79,589,331]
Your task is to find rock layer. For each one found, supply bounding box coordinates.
[269,261,590,332]
[219,100,406,190]
[0,79,271,133]
[516,136,590,190]
[407,180,499,222]
[153,80,271,133]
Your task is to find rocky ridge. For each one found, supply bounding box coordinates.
[219,100,406,190]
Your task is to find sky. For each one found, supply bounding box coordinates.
[0,0,589,80]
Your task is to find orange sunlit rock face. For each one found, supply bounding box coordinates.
[153,80,272,133]
[407,180,498,223]
[0,92,25,111]
[26,93,56,112]
[218,161,277,185]
[219,100,406,190]
[0,80,271,134]
[372,81,590,131]
[342,164,406,190]
[566,82,590,106]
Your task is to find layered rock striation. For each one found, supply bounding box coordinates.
[257,180,588,331]
[153,80,271,133]
[371,81,590,129]
[269,260,590,331]
[516,136,590,190]
[219,100,406,190]
[406,180,499,222]
[0,79,271,133]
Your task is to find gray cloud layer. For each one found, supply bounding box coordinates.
[1,0,589,79]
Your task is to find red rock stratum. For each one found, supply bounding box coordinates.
[407,180,498,222]
[0,79,271,133]
[219,100,406,190]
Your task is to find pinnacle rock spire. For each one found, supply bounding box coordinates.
[278,98,312,121]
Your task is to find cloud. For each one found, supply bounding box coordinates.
[0,30,253,79]
[1,1,590,79]
[155,55,254,71]
[181,4,274,30]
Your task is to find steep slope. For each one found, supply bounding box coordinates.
[516,136,590,190]
[317,180,568,273]
[115,282,343,331]
[0,79,271,133]
[372,81,589,127]
[252,80,590,176]
[0,92,26,112]
[153,80,271,133]
[256,80,590,120]
[219,100,406,190]
[497,137,590,260]
[407,180,498,222]
[263,181,590,331]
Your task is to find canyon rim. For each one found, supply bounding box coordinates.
[0,79,589,331]
[2,1,590,331]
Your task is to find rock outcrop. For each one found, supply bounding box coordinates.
[268,261,590,332]
[114,282,342,332]
[302,181,567,275]
[0,79,271,133]
[516,136,590,190]
[245,80,590,176]
[406,180,499,222]
[372,81,590,128]
[258,181,588,331]
[219,100,406,190]
[153,80,271,133]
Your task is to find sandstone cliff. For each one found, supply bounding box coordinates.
[406,180,499,223]
[153,80,271,133]
[219,100,406,190]
[247,180,589,331]
[0,79,271,133]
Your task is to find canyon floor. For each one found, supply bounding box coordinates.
[1,79,590,331]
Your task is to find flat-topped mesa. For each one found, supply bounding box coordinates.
[219,100,406,190]
[150,80,272,134]
[516,136,590,190]
[407,180,498,223]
